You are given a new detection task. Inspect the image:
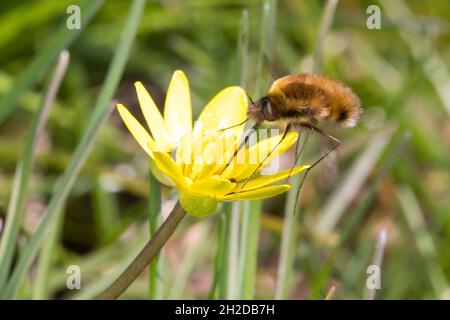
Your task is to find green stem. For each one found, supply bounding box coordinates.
[274,174,302,299]
[238,201,262,299]
[226,202,241,299]
[98,202,186,300]
[216,203,232,299]
[148,169,163,299]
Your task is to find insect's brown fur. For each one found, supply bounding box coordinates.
[248,74,362,128]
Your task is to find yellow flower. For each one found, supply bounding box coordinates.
[117,70,309,217]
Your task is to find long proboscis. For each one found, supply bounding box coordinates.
[217,117,250,132]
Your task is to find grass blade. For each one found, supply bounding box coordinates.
[237,0,277,300]
[315,128,393,235]
[32,206,65,299]
[217,8,249,300]
[71,234,149,300]
[309,131,409,299]
[0,51,70,289]
[0,0,104,124]
[398,186,448,297]
[313,0,339,73]
[0,0,146,299]
[275,131,312,299]
[238,200,262,299]
[363,228,388,300]
[216,203,232,299]
[168,223,211,299]
[274,173,301,299]
[236,9,249,89]
[254,0,277,96]
[275,0,339,299]
[379,0,450,117]
[92,177,121,245]
[324,286,336,300]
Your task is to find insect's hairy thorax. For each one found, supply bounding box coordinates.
[247,74,362,130]
[266,81,330,124]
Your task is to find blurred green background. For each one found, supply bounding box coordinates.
[0,0,449,299]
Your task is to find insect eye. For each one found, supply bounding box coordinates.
[262,99,275,121]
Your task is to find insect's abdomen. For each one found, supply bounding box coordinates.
[268,74,362,128]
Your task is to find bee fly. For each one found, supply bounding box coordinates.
[222,74,362,209]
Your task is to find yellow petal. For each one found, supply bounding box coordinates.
[164,70,192,142]
[208,133,241,177]
[219,185,291,201]
[185,131,226,180]
[223,131,299,181]
[176,131,193,176]
[149,157,175,187]
[193,86,248,140]
[189,175,235,196]
[117,104,155,157]
[235,165,310,192]
[152,151,188,190]
[134,81,172,150]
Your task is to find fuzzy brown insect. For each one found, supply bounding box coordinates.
[235,74,362,208]
[247,73,362,130]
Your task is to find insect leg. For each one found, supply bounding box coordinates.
[236,123,292,193]
[220,123,259,173]
[292,123,341,215]
[283,125,314,184]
